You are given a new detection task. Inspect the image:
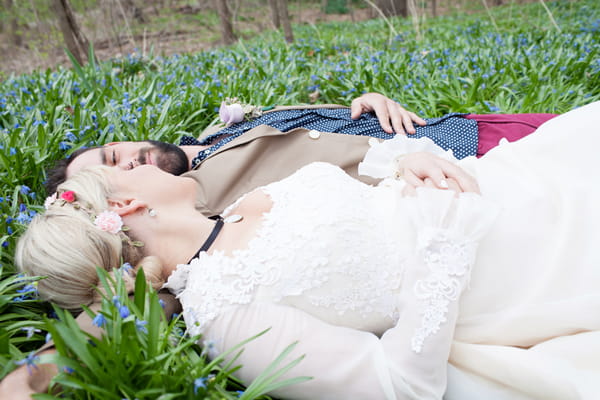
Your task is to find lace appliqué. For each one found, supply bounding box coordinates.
[411,227,476,353]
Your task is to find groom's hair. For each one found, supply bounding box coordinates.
[45,147,98,195]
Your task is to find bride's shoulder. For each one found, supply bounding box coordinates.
[234,190,272,216]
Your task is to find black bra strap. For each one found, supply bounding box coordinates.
[187,217,224,263]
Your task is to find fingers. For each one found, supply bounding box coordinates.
[350,98,364,120]
[410,112,427,127]
[389,103,408,135]
[423,177,438,188]
[399,154,480,194]
[384,101,423,135]
[438,163,480,193]
[404,159,448,189]
[445,178,463,194]
[349,93,426,135]
[373,103,393,134]
[403,169,426,188]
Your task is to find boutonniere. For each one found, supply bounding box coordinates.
[219,98,263,127]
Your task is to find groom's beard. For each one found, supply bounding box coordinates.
[141,140,190,175]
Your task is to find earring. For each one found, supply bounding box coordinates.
[148,208,157,217]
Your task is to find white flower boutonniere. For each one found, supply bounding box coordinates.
[219,98,263,127]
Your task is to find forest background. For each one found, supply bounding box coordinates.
[3,0,537,75]
[0,0,599,398]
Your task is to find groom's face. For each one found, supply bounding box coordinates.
[66,140,189,178]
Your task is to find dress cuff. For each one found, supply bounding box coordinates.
[358,136,457,180]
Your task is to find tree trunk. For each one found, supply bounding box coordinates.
[215,0,237,45]
[268,0,281,28]
[122,0,146,23]
[52,0,91,64]
[377,0,408,17]
[4,0,23,46]
[432,0,437,16]
[278,0,294,43]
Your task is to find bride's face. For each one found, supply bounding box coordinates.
[108,164,196,206]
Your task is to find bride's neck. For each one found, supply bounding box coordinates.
[130,209,216,276]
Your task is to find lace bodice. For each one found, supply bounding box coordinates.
[168,163,408,335]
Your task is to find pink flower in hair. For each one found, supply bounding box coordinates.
[60,191,76,202]
[94,211,123,234]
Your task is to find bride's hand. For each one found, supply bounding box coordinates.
[398,152,480,194]
[0,349,58,399]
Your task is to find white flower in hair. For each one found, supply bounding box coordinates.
[44,193,57,210]
[94,211,123,234]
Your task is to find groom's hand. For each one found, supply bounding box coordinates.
[399,152,480,195]
[350,93,427,135]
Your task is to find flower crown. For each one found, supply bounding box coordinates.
[44,190,143,247]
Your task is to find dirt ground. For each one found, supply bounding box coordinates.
[0,3,376,77]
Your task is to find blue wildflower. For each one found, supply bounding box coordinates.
[20,185,31,195]
[158,298,166,309]
[10,148,16,155]
[45,332,52,343]
[92,313,107,328]
[120,262,133,275]
[135,319,148,334]
[16,283,37,296]
[16,211,32,224]
[63,366,74,374]
[21,326,41,339]
[59,142,72,150]
[119,305,130,318]
[112,295,121,307]
[15,352,40,375]
[194,377,207,394]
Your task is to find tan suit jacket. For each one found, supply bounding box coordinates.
[185,104,381,216]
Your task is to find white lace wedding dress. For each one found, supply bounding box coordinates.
[165,102,600,400]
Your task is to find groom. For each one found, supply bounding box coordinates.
[46,93,557,217]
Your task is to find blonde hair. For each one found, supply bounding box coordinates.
[15,166,164,311]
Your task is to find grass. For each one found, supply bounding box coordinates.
[0,0,598,397]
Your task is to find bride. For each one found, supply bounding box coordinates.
[15,101,600,400]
